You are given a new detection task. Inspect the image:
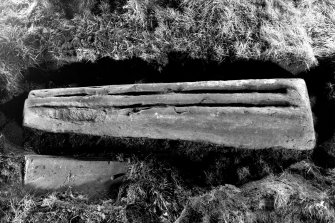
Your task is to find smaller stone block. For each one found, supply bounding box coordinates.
[24,155,128,198]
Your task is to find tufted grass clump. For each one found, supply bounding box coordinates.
[0,0,335,100]
[176,161,335,223]
[0,157,192,223]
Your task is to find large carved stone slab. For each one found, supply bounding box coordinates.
[24,155,128,197]
[23,79,315,150]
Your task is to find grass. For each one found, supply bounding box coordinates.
[24,129,313,187]
[0,130,334,223]
[1,0,335,222]
[0,155,193,223]
[2,150,335,223]
[0,0,335,100]
[1,128,335,223]
[176,161,335,223]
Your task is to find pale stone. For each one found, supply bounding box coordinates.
[23,79,316,150]
[24,155,128,198]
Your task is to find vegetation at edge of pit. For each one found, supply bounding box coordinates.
[1,0,335,222]
[0,155,195,223]
[23,128,312,187]
[3,128,332,223]
[176,161,335,223]
[1,133,193,222]
[1,0,335,100]
[2,151,335,223]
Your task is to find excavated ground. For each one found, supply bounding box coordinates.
[1,56,335,222]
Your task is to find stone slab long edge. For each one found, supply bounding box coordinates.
[24,155,128,197]
[23,79,316,150]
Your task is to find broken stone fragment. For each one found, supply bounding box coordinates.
[23,79,316,150]
[24,155,128,198]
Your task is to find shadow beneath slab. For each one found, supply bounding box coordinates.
[5,52,335,171]
[25,53,292,89]
[3,54,293,155]
[300,59,335,143]
[24,128,311,187]
[0,94,28,147]
[298,56,335,167]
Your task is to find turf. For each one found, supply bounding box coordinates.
[1,1,335,222]
[0,155,193,223]
[176,161,335,223]
[1,0,335,99]
[2,150,335,223]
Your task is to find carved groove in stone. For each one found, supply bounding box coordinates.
[23,79,316,150]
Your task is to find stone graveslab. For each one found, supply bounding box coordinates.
[23,79,315,150]
[24,155,128,197]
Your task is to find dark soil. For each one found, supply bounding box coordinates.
[1,55,335,222]
[2,54,335,184]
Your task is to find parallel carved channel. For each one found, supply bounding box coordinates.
[23,79,316,150]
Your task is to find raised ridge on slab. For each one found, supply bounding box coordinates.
[23,79,316,150]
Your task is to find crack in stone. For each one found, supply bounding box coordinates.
[125,107,152,116]
[173,107,189,115]
[32,88,289,98]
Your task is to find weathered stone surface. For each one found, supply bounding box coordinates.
[23,79,316,150]
[24,155,128,197]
